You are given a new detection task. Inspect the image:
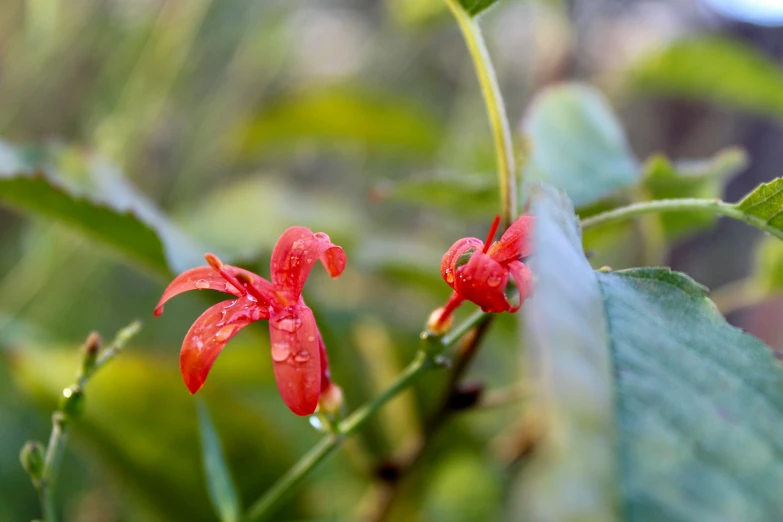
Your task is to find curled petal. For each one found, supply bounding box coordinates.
[180,297,260,394]
[154,264,275,316]
[488,215,535,264]
[453,251,511,313]
[440,237,484,291]
[270,226,347,300]
[268,303,322,416]
[508,260,534,311]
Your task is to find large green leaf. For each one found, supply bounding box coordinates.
[523,83,639,208]
[515,186,783,521]
[516,186,619,521]
[628,36,783,117]
[198,401,242,522]
[0,141,202,276]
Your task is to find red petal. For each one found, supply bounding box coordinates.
[508,260,534,311]
[453,251,511,313]
[488,215,535,264]
[270,227,346,300]
[440,237,484,291]
[154,264,275,316]
[268,303,322,416]
[180,297,261,393]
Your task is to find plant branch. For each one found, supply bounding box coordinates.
[444,0,517,226]
[243,309,491,522]
[30,320,140,522]
[580,198,783,241]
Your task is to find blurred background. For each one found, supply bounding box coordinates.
[2,0,783,520]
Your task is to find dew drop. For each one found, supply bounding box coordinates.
[293,350,311,363]
[307,335,316,342]
[272,316,302,332]
[486,274,502,288]
[309,416,324,431]
[306,258,312,263]
[246,294,258,303]
[195,279,210,289]
[215,325,234,342]
[271,341,291,362]
[445,269,454,284]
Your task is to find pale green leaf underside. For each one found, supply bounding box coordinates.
[198,401,242,522]
[523,83,639,208]
[518,186,783,521]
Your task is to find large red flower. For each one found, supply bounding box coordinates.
[434,215,534,329]
[154,227,346,416]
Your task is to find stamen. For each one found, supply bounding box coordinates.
[204,252,268,302]
[483,214,501,254]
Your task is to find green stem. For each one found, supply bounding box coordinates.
[33,321,140,522]
[580,198,783,241]
[243,309,492,521]
[444,0,517,226]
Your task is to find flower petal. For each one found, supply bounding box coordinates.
[270,226,347,300]
[180,297,261,394]
[154,264,275,316]
[268,303,322,416]
[453,251,511,313]
[488,215,535,264]
[440,237,484,291]
[508,260,534,311]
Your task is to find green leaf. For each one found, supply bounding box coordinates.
[457,0,499,16]
[523,83,639,208]
[0,141,202,276]
[516,185,619,521]
[735,178,783,230]
[628,36,783,117]
[643,147,747,238]
[515,185,783,520]
[198,400,242,522]
[229,88,441,158]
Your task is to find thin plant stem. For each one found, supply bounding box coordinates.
[33,321,140,522]
[580,198,783,241]
[443,0,517,226]
[243,311,490,522]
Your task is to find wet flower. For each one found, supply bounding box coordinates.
[434,214,534,328]
[154,227,346,416]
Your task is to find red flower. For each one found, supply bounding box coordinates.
[433,215,534,329]
[154,227,347,416]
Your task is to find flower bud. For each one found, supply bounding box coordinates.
[60,385,85,419]
[318,382,344,415]
[426,306,453,336]
[81,332,101,376]
[19,441,45,481]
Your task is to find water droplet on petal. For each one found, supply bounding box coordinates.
[307,335,316,342]
[246,294,258,303]
[486,274,502,287]
[271,341,291,362]
[195,279,210,289]
[445,269,454,284]
[215,325,234,342]
[306,258,312,263]
[272,315,302,332]
[293,351,310,363]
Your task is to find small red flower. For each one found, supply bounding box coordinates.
[433,215,534,329]
[154,226,347,416]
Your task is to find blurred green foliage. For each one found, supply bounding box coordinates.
[2,0,783,521]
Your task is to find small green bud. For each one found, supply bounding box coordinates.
[81,332,101,376]
[59,385,85,419]
[20,441,45,480]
